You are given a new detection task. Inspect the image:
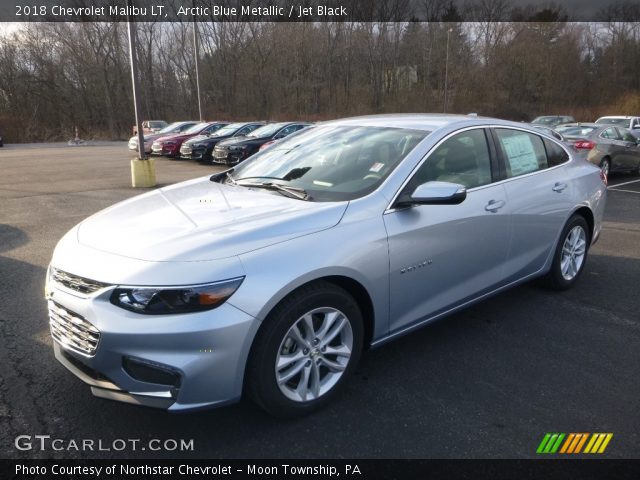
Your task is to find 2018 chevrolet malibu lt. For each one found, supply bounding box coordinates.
[47,114,606,417]
[212,122,311,165]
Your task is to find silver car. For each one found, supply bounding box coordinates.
[46,115,606,416]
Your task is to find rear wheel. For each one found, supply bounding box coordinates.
[246,282,363,417]
[543,215,590,290]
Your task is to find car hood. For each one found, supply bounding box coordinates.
[76,176,347,262]
[154,133,195,143]
[130,132,173,143]
[217,136,264,147]
[186,134,230,146]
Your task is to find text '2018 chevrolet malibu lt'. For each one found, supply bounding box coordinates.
[46,115,606,416]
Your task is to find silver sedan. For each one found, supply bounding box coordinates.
[47,114,606,416]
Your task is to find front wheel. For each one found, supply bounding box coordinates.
[543,215,590,290]
[246,282,363,417]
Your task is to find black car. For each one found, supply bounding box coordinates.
[212,122,311,165]
[180,122,264,162]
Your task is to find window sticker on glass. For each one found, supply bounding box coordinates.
[501,134,539,176]
[369,162,385,173]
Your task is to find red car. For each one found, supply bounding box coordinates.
[151,122,228,158]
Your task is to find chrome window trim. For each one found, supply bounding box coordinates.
[385,124,572,214]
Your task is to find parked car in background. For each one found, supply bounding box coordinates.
[556,123,640,176]
[595,116,640,132]
[529,124,565,141]
[128,121,198,154]
[531,115,575,127]
[151,122,228,158]
[46,114,606,416]
[132,120,168,136]
[180,122,264,162]
[212,122,311,165]
[0,132,3,147]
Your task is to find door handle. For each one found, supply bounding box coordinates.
[484,199,505,212]
[552,182,567,192]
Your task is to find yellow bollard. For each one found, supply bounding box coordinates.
[130,158,157,188]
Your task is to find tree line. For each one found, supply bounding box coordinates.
[0,5,639,142]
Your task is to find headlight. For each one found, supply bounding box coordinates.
[110,277,244,315]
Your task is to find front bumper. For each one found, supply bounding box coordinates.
[151,143,179,156]
[48,282,259,411]
[212,149,245,165]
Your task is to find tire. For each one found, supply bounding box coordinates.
[599,157,611,178]
[543,215,590,290]
[246,281,363,417]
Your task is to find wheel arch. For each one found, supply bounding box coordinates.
[572,205,595,243]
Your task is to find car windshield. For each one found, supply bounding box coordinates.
[247,123,288,138]
[148,121,165,128]
[212,123,247,136]
[185,123,209,134]
[228,125,428,202]
[556,126,598,138]
[157,122,182,133]
[595,117,628,126]
[532,117,558,125]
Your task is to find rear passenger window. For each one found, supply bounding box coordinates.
[410,129,493,189]
[601,127,620,140]
[495,129,548,178]
[543,138,569,166]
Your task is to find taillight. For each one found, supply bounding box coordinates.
[574,140,595,150]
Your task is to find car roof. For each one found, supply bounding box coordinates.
[596,116,636,120]
[558,122,600,128]
[319,113,517,132]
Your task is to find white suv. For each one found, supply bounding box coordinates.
[595,116,640,132]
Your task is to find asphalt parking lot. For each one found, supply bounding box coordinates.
[0,143,639,459]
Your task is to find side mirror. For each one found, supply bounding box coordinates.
[396,181,467,208]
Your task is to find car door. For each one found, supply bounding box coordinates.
[492,128,575,282]
[600,127,626,170]
[384,128,511,334]
[616,128,640,170]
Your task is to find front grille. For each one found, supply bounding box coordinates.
[49,301,100,356]
[181,145,192,155]
[50,268,110,295]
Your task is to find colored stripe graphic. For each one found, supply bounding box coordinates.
[537,433,613,454]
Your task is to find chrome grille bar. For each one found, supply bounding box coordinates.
[48,301,100,356]
[50,268,110,295]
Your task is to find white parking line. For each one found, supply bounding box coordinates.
[608,188,640,195]
[608,178,640,189]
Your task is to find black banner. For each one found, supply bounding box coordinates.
[0,0,639,22]
[2,459,640,480]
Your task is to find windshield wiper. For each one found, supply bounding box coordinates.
[236,181,311,201]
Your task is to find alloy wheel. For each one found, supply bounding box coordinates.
[560,225,587,281]
[275,307,353,402]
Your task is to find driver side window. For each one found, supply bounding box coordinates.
[409,129,493,190]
